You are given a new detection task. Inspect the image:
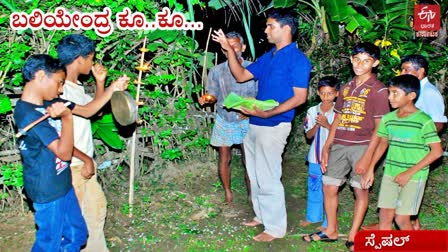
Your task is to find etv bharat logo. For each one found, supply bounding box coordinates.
[413,4,440,38]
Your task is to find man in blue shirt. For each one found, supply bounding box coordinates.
[212,8,311,242]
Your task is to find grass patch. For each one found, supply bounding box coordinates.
[2,153,444,251]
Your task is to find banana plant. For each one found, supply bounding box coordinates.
[273,0,372,42]
[208,0,258,59]
[91,113,124,150]
[274,0,415,43]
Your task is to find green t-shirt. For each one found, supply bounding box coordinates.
[377,109,440,180]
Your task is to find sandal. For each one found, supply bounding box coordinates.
[302,231,338,243]
[345,240,355,252]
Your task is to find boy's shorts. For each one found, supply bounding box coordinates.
[210,115,249,147]
[322,144,368,189]
[377,175,426,215]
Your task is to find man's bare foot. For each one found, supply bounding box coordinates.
[253,232,277,242]
[299,220,312,227]
[224,191,233,203]
[242,219,262,227]
[223,201,235,208]
[361,222,379,230]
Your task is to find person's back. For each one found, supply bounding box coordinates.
[14,54,88,251]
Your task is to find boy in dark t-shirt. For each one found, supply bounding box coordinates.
[14,54,88,251]
[303,43,389,252]
[15,54,129,251]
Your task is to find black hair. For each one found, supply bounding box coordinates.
[388,74,420,101]
[351,42,381,61]
[400,54,428,77]
[22,54,66,83]
[226,31,245,45]
[318,76,340,91]
[267,8,298,37]
[57,34,96,66]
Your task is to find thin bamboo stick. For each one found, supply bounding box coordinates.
[201,28,213,96]
[129,37,147,217]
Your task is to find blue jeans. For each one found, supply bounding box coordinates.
[32,188,88,252]
[306,162,327,227]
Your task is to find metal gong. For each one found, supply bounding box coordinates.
[110,91,138,126]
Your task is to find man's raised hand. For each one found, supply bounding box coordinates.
[212,29,232,52]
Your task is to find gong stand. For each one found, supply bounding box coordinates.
[129,37,149,217]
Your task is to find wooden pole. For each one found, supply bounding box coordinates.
[15,101,71,138]
[129,37,147,217]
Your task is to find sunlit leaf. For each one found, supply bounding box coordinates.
[324,0,349,22]
[273,0,296,8]
[0,94,12,114]
[208,0,226,10]
[345,13,372,33]
[147,42,168,52]
[94,126,124,150]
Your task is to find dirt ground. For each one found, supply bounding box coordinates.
[0,153,446,251]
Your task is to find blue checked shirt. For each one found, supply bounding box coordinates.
[206,60,258,122]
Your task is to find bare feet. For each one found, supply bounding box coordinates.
[361,222,379,230]
[223,201,235,208]
[299,220,326,231]
[242,219,262,227]
[224,191,233,203]
[253,232,277,242]
[361,221,422,230]
[299,220,312,227]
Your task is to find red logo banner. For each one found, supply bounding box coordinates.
[355,230,448,251]
[414,4,440,31]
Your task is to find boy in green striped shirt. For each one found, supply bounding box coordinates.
[363,74,443,230]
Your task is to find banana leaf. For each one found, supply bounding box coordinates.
[91,113,124,150]
[0,94,12,114]
[223,92,279,111]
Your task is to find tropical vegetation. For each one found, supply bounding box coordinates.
[0,2,446,248]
